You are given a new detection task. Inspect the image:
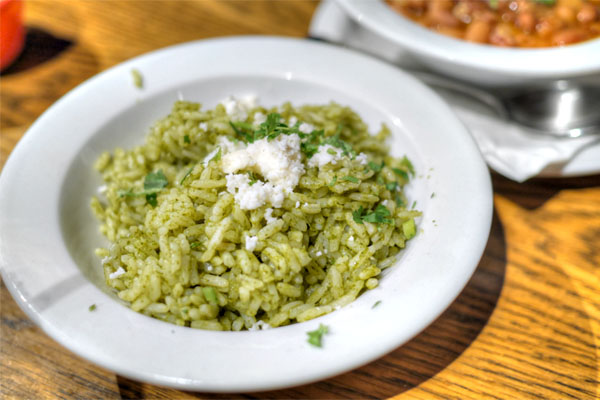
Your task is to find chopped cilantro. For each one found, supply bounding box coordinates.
[329,176,338,187]
[400,156,415,176]
[190,242,201,249]
[372,300,382,308]
[368,161,384,172]
[144,170,168,192]
[230,113,302,144]
[88,304,96,312]
[386,182,398,191]
[430,192,435,198]
[327,148,338,155]
[352,206,365,224]
[395,194,405,207]
[534,0,555,4]
[183,135,191,144]
[118,169,168,207]
[392,167,409,181]
[230,113,357,161]
[322,134,356,159]
[180,167,194,185]
[131,68,143,89]
[488,0,498,9]
[146,192,158,207]
[353,204,393,225]
[307,324,329,347]
[342,175,359,184]
[411,200,417,209]
[202,287,218,305]
[247,171,259,186]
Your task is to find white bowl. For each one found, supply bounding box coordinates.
[338,0,600,87]
[0,36,492,392]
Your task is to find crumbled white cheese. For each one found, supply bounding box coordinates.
[218,136,244,154]
[225,174,286,210]
[288,116,298,126]
[356,153,368,165]
[264,208,277,224]
[299,122,314,134]
[253,111,267,126]
[202,146,220,166]
[295,201,300,208]
[221,95,257,122]
[206,263,213,272]
[109,266,126,280]
[316,251,323,257]
[248,320,272,331]
[307,145,344,168]
[199,122,208,131]
[222,134,305,209]
[349,235,354,242]
[245,235,258,252]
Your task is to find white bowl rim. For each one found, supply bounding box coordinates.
[0,35,493,392]
[338,0,600,79]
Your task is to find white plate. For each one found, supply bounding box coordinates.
[0,36,492,392]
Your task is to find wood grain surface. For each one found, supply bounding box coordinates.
[1,1,599,399]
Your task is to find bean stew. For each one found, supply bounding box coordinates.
[388,0,600,47]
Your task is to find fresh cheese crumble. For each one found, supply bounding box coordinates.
[221,95,258,122]
[222,134,305,210]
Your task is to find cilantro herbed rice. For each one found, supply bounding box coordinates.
[91,100,420,331]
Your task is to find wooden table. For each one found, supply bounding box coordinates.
[1,1,599,398]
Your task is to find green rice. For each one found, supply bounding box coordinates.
[91,100,420,331]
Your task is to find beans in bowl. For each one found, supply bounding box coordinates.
[388,0,600,47]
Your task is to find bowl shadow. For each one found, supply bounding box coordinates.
[116,207,507,399]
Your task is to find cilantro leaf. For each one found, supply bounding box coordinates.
[118,170,168,207]
[392,167,409,181]
[400,156,415,176]
[342,175,359,184]
[353,204,394,225]
[88,304,97,311]
[322,134,356,159]
[372,300,382,308]
[144,170,168,192]
[183,135,191,144]
[307,324,329,347]
[386,182,398,191]
[352,206,365,224]
[230,113,303,144]
[146,192,158,207]
[368,161,384,172]
[247,171,259,186]
[329,176,338,187]
[190,242,201,249]
[395,194,405,207]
